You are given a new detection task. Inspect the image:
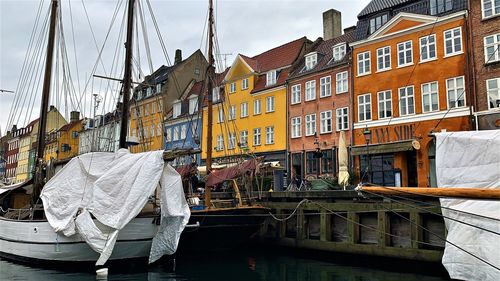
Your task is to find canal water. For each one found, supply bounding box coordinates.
[1,251,451,281]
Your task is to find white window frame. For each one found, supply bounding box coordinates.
[357,51,371,76]
[484,33,500,63]
[291,84,301,104]
[291,117,301,138]
[305,80,316,101]
[253,99,261,115]
[266,96,275,112]
[173,126,180,141]
[172,102,181,118]
[228,105,236,120]
[228,132,236,149]
[265,126,275,144]
[305,52,318,70]
[216,134,224,151]
[421,81,440,113]
[446,76,466,109]
[180,124,187,139]
[253,128,261,146]
[336,107,349,131]
[212,87,221,102]
[377,90,392,119]
[305,113,317,136]
[486,78,500,109]
[319,110,333,134]
[240,130,248,147]
[444,27,463,57]
[333,43,346,61]
[229,82,236,93]
[320,76,331,98]
[398,86,415,116]
[420,34,437,62]
[397,40,413,67]
[240,102,248,118]
[336,71,348,94]
[377,46,391,71]
[189,96,198,114]
[266,70,277,86]
[242,78,249,90]
[217,108,224,123]
[482,0,500,19]
[358,94,372,122]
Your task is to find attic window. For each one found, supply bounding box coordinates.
[189,96,198,114]
[369,14,388,34]
[333,43,346,61]
[430,0,452,15]
[305,52,318,70]
[266,70,277,86]
[172,101,182,118]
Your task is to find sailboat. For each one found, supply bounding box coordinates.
[0,0,189,265]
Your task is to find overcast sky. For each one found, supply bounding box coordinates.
[0,0,370,135]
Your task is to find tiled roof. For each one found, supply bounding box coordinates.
[289,29,356,79]
[240,37,308,73]
[251,68,291,94]
[358,0,413,17]
[188,81,204,97]
[58,120,82,131]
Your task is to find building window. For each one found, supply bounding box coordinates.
[305,113,316,136]
[444,27,462,56]
[430,0,453,15]
[266,96,275,112]
[377,90,392,119]
[146,87,152,97]
[446,76,465,108]
[291,84,301,104]
[320,110,332,134]
[305,52,318,70]
[173,126,179,141]
[156,83,162,93]
[240,102,248,118]
[420,34,436,62]
[291,117,302,138]
[189,96,198,114]
[336,107,349,131]
[357,51,371,76]
[253,128,261,146]
[333,43,346,61]
[217,108,224,123]
[486,78,500,109]
[266,70,277,86]
[216,134,224,151]
[165,127,172,142]
[306,151,318,175]
[484,33,500,63]
[265,126,275,144]
[240,130,248,147]
[253,99,261,115]
[144,104,150,116]
[321,149,335,174]
[229,82,236,93]
[482,0,500,18]
[422,81,440,112]
[369,14,388,34]
[151,124,156,138]
[377,46,391,71]
[361,154,395,186]
[212,87,221,102]
[358,94,372,122]
[305,80,316,101]
[397,40,413,67]
[228,105,236,120]
[228,132,236,149]
[320,76,331,98]
[157,123,162,137]
[336,71,348,94]
[242,78,249,90]
[172,102,181,118]
[399,86,415,116]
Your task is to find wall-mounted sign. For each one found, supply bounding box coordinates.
[371,124,416,144]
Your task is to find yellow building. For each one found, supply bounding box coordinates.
[43,111,81,162]
[201,38,309,165]
[14,121,36,183]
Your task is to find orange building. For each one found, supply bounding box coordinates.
[351,11,471,187]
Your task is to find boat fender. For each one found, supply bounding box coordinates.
[96,268,108,279]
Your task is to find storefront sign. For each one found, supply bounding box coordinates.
[372,124,416,144]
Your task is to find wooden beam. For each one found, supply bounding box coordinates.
[162,148,201,161]
[357,186,500,200]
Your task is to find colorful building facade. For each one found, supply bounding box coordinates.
[15,121,35,183]
[79,112,120,154]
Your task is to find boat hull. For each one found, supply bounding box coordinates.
[0,216,158,263]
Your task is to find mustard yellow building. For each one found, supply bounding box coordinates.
[201,38,309,165]
[43,111,81,162]
[14,121,35,183]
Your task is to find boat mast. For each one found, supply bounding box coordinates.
[205,0,215,207]
[32,0,58,205]
[119,0,135,149]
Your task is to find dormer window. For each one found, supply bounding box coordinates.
[305,52,318,70]
[146,87,152,97]
[333,43,346,61]
[369,14,388,34]
[189,96,198,114]
[172,101,181,118]
[212,87,221,102]
[266,70,277,86]
[156,83,162,93]
[430,0,453,16]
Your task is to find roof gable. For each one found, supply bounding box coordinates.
[225,55,254,81]
[368,13,438,39]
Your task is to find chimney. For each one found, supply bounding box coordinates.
[12,125,17,132]
[344,25,356,34]
[323,9,342,40]
[174,49,182,65]
[70,111,80,123]
[49,105,55,111]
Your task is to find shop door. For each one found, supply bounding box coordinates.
[406,150,418,187]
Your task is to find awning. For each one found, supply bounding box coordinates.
[351,140,419,156]
[206,159,258,187]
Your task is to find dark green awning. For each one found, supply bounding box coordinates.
[351,140,416,156]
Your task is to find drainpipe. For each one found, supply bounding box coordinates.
[348,46,355,175]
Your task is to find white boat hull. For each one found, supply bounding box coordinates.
[0,216,158,262]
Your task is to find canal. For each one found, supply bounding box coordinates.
[1,249,450,281]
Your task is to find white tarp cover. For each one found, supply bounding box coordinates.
[40,149,190,265]
[436,131,500,281]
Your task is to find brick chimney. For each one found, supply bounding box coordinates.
[175,49,182,65]
[344,25,356,34]
[70,111,80,123]
[323,9,342,40]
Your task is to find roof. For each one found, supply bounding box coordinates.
[240,37,307,73]
[358,0,413,17]
[58,120,83,131]
[288,29,356,79]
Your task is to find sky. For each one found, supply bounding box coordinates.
[0,0,370,135]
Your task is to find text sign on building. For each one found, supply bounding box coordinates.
[369,123,416,144]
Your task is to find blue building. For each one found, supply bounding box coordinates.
[164,80,204,167]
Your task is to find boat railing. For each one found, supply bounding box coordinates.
[1,207,34,220]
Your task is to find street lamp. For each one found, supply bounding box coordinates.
[313,133,322,178]
[363,125,371,183]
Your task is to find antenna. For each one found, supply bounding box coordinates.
[216,53,232,70]
[0,89,14,94]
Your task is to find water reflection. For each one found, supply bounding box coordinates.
[0,252,449,281]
